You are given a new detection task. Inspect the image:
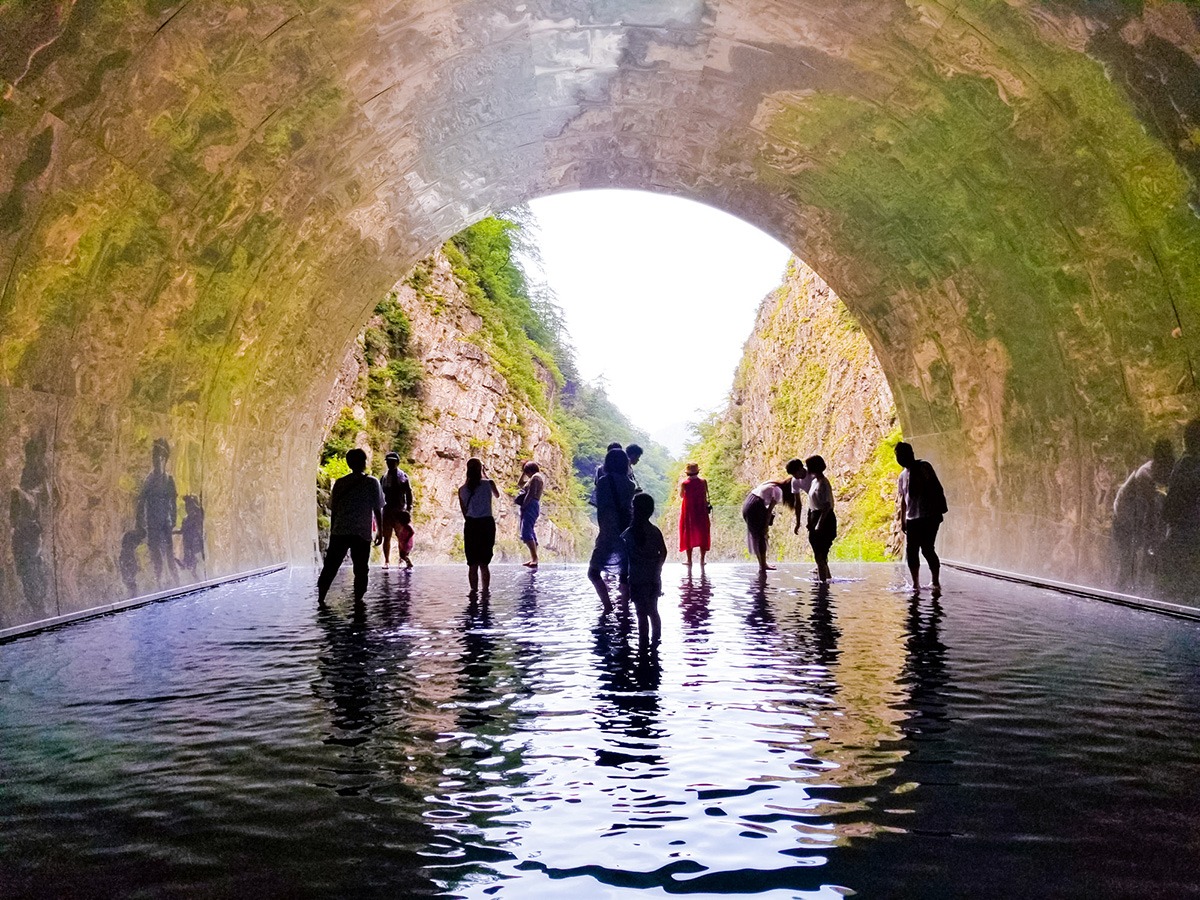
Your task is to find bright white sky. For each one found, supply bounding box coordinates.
[527,190,793,457]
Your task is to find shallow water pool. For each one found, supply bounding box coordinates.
[2,563,1199,898]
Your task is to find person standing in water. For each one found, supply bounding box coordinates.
[318,448,384,606]
[678,462,710,571]
[894,441,947,594]
[742,477,787,572]
[589,447,636,611]
[379,451,414,568]
[515,460,544,568]
[458,457,500,596]
[622,492,668,648]
[805,455,837,583]
[786,458,812,536]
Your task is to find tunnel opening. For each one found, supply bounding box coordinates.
[312,189,902,569]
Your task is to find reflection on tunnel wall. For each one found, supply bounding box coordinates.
[2,0,1200,628]
[0,386,318,629]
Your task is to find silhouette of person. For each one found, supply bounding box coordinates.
[589,447,636,611]
[176,494,205,578]
[379,451,413,567]
[621,492,668,648]
[742,478,787,572]
[317,447,383,606]
[458,457,500,595]
[588,441,624,507]
[785,458,812,535]
[1162,418,1200,601]
[515,460,544,568]
[626,443,644,493]
[805,455,837,583]
[392,509,414,569]
[137,438,178,587]
[678,462,710,571]
[10,434,49,612]
[1112,438,1174,592]
[895,441,948,594]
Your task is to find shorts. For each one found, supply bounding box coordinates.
[463,516,496,566]
[905,517,941,566]
[520,499,540,544]
[380,505,407,540]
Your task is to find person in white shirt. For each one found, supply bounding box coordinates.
[742,478,787,572]
[805,455,837,583]
[895,441,948,594]
[458,457,501,596]
[318,448,384,606]
[785,457,814,535]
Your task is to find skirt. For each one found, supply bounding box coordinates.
[742,493,770,557]
[463,516,496,566]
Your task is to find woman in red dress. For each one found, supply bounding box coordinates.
[679,462,711,570]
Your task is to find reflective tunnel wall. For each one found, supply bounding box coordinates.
[2,0,1200,628]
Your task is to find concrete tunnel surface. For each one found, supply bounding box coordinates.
[2,0,1200,632]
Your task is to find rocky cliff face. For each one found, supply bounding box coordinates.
[694,258,901,560]
[322,247,578,561]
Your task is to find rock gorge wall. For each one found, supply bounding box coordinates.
[690,259,900,560]
[323,247,579,561]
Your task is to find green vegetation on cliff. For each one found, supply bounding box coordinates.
[673,260,901,562]
[320,210,673,528]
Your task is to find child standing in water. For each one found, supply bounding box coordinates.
[805,455,837,583]
[621,493,668,648]
[394,509,415,569]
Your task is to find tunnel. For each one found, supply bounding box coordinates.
[2,0,1199,632]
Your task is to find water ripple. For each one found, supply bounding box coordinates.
[2,565,1200,897]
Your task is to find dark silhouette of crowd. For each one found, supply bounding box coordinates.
[1120,417,1200,600]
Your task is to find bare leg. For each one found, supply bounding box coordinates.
[700,548,706,570]
[480,564,491,596]
[382,533,391,567]
[908,560,921,592]
[926,546,941,591]
[686,547,694,570]
[524,539,539,567]
[589,568,612,612]
[757,537,775,572]
[468,564,479,594]
[816,553,832,583]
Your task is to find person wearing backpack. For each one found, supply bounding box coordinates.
[588,447,636,612]
[895,441,948,595]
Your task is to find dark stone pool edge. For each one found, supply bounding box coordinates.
[0,565,289,644]
[944,560,1200,621]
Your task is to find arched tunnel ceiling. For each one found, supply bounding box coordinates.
[1,0,1199,627]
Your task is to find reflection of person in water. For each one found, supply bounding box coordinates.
[1162,419,1200,601]
[1111,439,1174,593]
[809,583,840,668]
[10,434,50,611]
[137,438,178,587]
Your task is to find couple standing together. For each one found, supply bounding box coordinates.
[742,456,836,579]
[735,442,947,591]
